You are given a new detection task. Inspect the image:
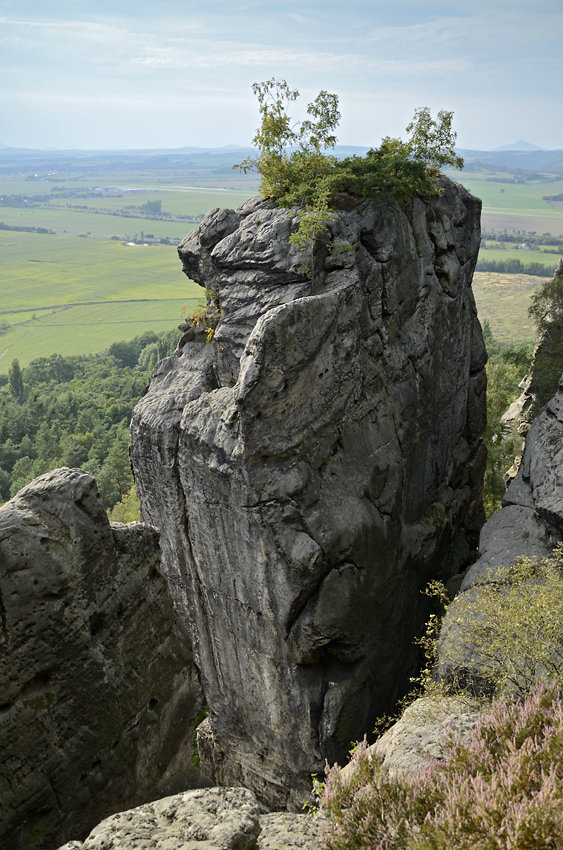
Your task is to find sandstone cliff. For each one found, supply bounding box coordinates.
[130,181,485,808]
[438,372,563,684]
[0,469,197,850]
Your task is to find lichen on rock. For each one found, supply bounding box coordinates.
[130,181,485,809]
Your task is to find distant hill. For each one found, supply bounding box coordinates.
[1,143,562,178]
[455,147,563,173]
[493,141,544,152]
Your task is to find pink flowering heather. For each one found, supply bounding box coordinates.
[319,681,563,850]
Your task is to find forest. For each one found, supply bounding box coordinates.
[0,328,179,518]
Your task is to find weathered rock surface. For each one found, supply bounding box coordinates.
[55,787,321,850]
[438,374,563,682]
[341,695,480,780]
[462,374,563,592]
[130,182,485,808]
[0,468,197,850]
[517,257,563,435]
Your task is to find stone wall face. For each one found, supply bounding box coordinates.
[130,182,485,809]
[0,469,196,850]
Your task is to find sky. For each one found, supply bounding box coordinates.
[0,0,561,152]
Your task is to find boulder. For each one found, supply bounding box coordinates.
[130,182,485,808]
[341,695,480,780]
[55,787,321,850]
[0,469,197,850]
[56,788,261,850]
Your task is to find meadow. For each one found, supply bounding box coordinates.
[0,231,202,367]
[451,172,563,238]
[471,271,543,344]
[477,243,561,268]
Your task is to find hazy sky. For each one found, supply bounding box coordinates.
[0,0,561,151]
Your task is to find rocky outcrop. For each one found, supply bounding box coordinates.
[517,257,563,436]
[0,469,198,850]
[437,375,563,683]
[341,694,480,780]
[56,787,320,850]
[462,374,563,592]
[130,181,485,809]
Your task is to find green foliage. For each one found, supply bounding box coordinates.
[0,328,177,509]
[529,264,563,335]
[442,548,563,699]
[234,78,340,203]
[522,264,563,423]
[8,359,24,402]
[108,483,141,523]
[481,326,533,517]
[235,79,463,277]
[317,548,563,848]
[140,199,163,215]
[477,257,555,276]
[181,287,221,343]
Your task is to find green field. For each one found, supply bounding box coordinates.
[455,176,563,214]
[1,153,561,369]
[0,185,253,239]
[0,231,202,367]
[472,271,543,344]
[478,244,562,269]
[451,173,563,238]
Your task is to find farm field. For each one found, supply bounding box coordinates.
[0,300,197,368]
[0,185,254,239]
[481,212,563,237]
[0,231,202,367]
[450,172,563,238]
[478,244,561,269]
[2,149,562,370]
[0,231,198,309]
[471,271,543,344]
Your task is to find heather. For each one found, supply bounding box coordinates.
[319,681,563,850]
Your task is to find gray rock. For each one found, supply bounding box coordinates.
[517,258,563,433]
[56,788,261,850]
[460,504,553,590]
[439,375,563,684]
[0,469,198,850]
[131,183,485,809]
[258,812,322,849]
[56,788,321,850]
[461,373,563,593]
[343,695,480,779]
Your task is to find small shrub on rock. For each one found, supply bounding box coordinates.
[439,547,563,698]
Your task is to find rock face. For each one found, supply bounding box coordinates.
[462,374,563,592]
[130,182,485,809]
[437,376,563,683]
[56,787,320,850]
[517,257,563,435]
[0,469,197,850]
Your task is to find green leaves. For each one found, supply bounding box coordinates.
[234,78,340,203]
[406,107,464,173]
[236,80,464,279]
